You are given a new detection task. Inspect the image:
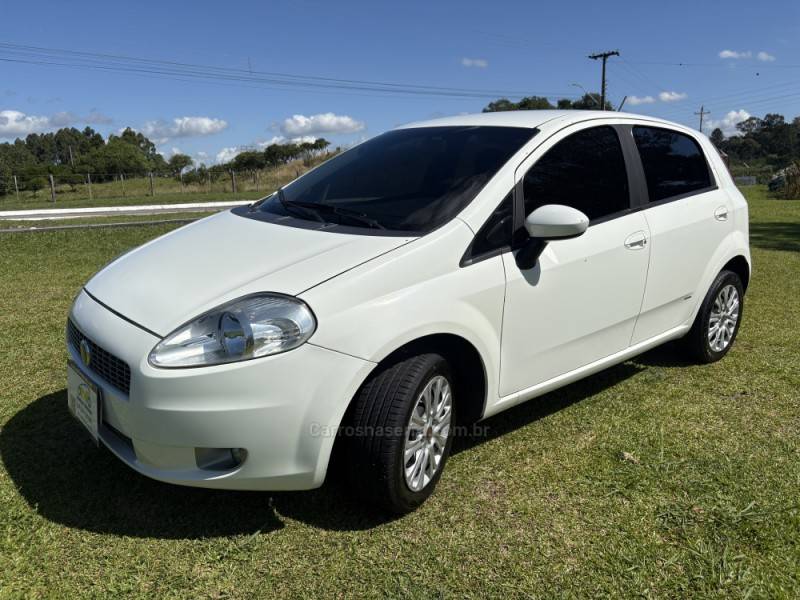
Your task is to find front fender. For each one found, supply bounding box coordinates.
[300,221,506,406]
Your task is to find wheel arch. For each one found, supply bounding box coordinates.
[348,333,488,426]
[722,254,750,292]
[385,333,486,423]
[688,232,750,324]
[321,332,488,485]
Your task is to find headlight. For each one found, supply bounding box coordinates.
[148,293,316,368]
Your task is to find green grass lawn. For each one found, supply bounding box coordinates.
[0,186,798,598]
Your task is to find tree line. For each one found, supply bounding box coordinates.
[483,95,799,172]
[0,125,331,195]
[483,93,614,112]
[710,114,799,171]
[180,138,331,186]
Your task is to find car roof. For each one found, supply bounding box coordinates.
[397,109,694,134]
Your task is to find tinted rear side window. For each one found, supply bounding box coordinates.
[632,126,712,202]
[523,126,630,222]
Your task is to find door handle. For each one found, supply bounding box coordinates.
[714,206,729,221]
[624,231,648,250]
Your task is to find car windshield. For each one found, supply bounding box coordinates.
[246,126,535,233]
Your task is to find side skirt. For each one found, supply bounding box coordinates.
[483,324,690,419]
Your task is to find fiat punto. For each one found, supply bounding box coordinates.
[66,110,750,513]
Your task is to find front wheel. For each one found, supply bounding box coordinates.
[343,353,455,514]
[684,270,744,363]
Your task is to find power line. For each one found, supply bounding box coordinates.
[5,41,796,127]
[0,42,579,101]
[626,76,800,125]
[626,60,800,70]
[606,63,652,99]
[655,83,800,122]
[617,57,670,94]
[608,57,800,124]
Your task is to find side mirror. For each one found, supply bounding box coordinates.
[515,204,589,270]
[524,204,589,240]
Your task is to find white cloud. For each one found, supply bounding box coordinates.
[213,135,325,165]
[461,57,489,69]
[719,49,752,59]
[46,111,77,128]
[659,91,688,102]
[0,108,114,138]
[259,135,286,147]
[190,151,211,166]
[155,146,176,158]
[215,146,241,164]
[258,134,318,147]
[141,116,227,142]
[86,110,113,124]
[172,116,227,137]
[0,109,50,137]
[50,110,114,127]
[719,49,776,62]
[627,95,655,106]
[280,112,364,136]
[706,109,751,137]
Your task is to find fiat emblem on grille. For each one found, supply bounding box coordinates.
[79,339,92,367]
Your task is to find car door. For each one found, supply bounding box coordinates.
[627,125,734,344]
[499,123,651,398]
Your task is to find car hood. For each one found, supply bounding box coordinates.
[85,210,414,336]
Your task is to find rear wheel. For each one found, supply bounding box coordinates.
[344,353,455,514]
[685,270,744,363]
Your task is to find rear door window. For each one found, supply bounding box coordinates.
[632,126,713,202]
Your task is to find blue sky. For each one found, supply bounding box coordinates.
[1,0,798,165]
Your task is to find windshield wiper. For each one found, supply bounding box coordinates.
[276,189,326,223]
[280,198,386,230]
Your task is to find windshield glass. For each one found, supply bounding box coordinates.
[248,126,535,233]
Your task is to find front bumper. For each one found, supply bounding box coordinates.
[67,290,374,490]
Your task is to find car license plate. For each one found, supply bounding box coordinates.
[67,361,100,445]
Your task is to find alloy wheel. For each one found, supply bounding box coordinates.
[708,284,740,352]
[403,375,452,492]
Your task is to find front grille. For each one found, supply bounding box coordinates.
[67,319,131,395]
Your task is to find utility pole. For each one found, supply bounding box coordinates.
[588,50,620,110]
[68,145,75,168]
[694,105,710,133]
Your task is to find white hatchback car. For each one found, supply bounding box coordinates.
[67,110,750,513]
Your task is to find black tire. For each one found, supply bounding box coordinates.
[343,353,455,514]
[684,270,744,363]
